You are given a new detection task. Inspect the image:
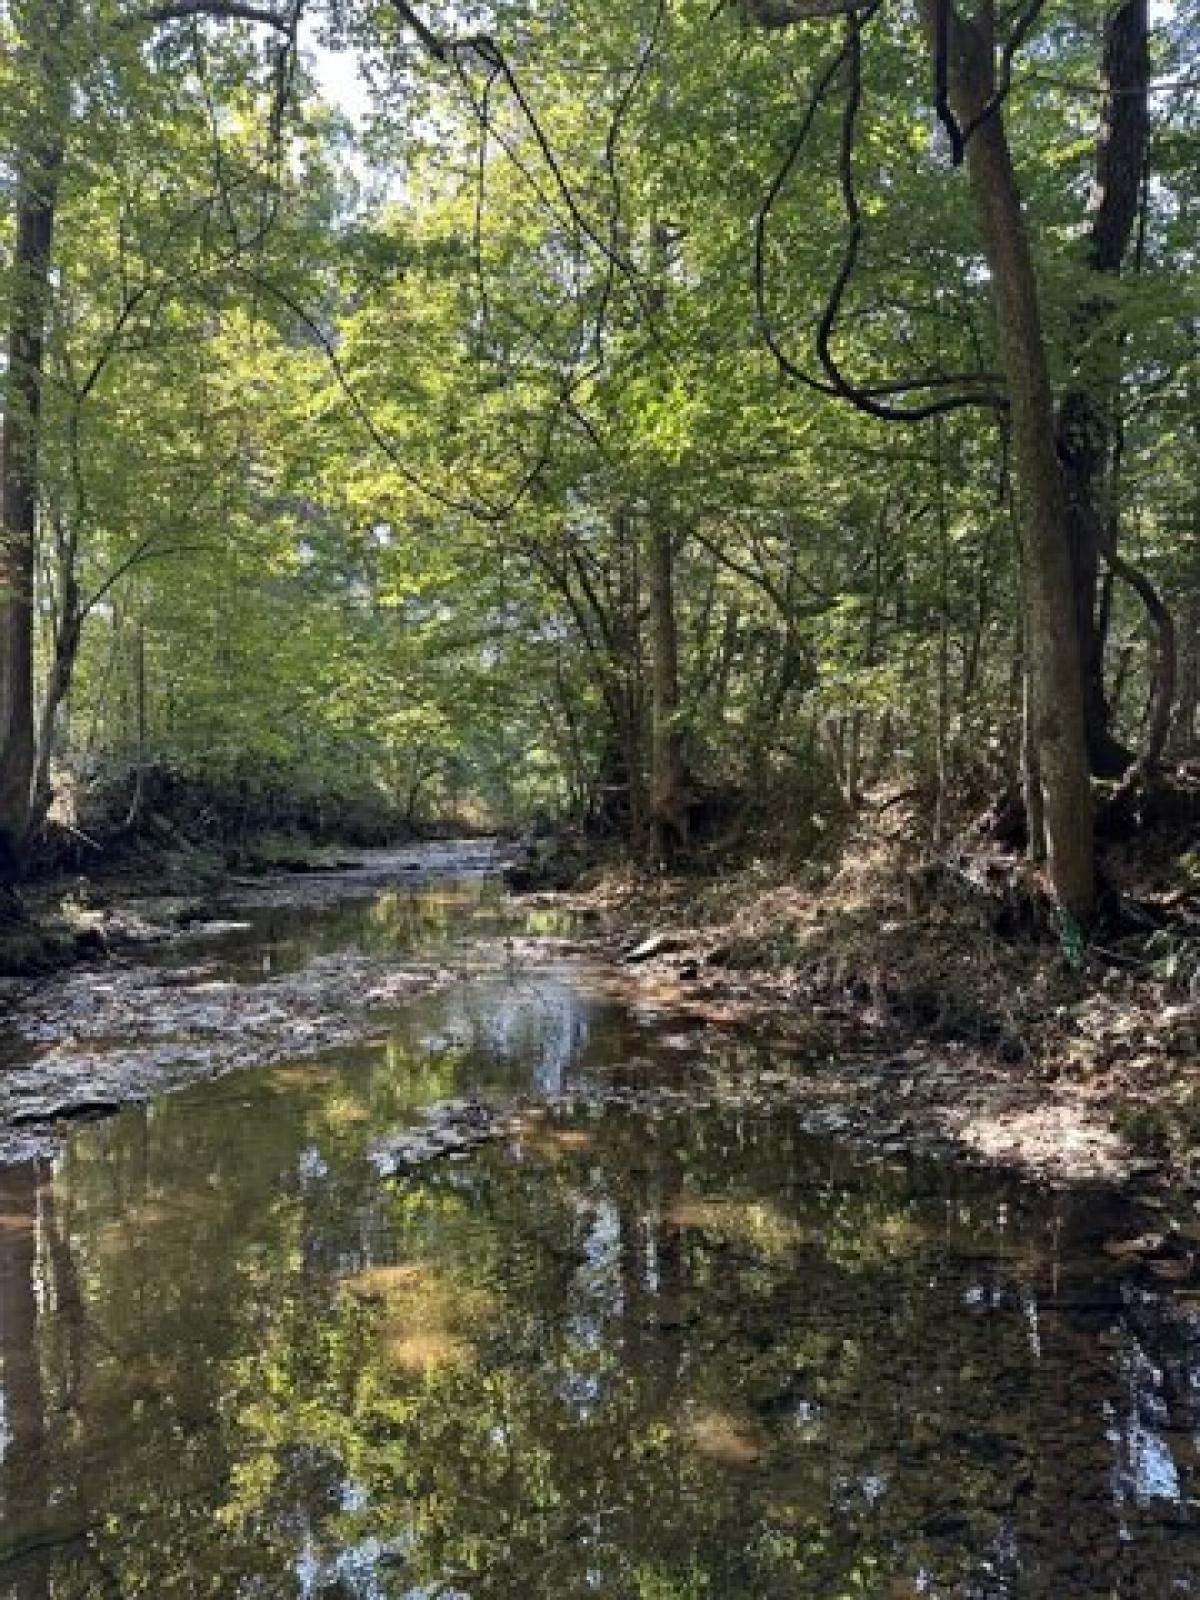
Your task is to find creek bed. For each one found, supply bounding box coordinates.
[0,849,1197,1598]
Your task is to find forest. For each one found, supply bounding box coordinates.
[0,1,1199,1596]
[0,0,1194,901]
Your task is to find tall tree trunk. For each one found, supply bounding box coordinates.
[648,522,688,863]
[1175,586,1200,758]
[931,1,1095,917]
[743,0,1095,915]
[0,1,71,882]
[1056,0,1150,776]
[933,420,951,845]
[614,506,648,843]
[29,578,82,838]
[1171,329,1200,757]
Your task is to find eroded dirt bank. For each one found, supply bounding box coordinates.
[510,843,1200,1195]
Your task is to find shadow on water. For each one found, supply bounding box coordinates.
[1,870,1199,1597]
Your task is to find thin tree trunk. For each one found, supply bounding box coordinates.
[122,610,148,831]
[29,562,82,836]
[614,507,648,843]
[1174,588,1199,757]
[933,420,951,846]
[1170,328,1200,756]
[1022,648,1046,864]
[1106,550,1177,777]
[853,501,886,800]
[649,522,688,863]
[959,529,995,712]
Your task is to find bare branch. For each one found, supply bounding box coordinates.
[82,537,207,616]
[131,2,291,27]
[389,0,452,60]
[933,0,964,165]
[392,2,667,347]
[815,13,1002,418]
[596,0,668,353]
[753,25,856,395]
[957,0,1048,156]
[739,0,865,26]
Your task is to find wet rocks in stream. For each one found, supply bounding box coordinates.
[0,842,512,1160]
[2,839,1185,1191]
[0,950,458,1159]
[367,1038,1160,1192]
[371,1098,505,1171]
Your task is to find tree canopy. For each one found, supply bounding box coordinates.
[0,0,1196,907]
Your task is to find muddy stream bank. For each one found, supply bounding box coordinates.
[0,843,1198,1597]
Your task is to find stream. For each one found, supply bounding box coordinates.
[0,845,1198,1597]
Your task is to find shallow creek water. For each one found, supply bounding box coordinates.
[1,856,1199,1597]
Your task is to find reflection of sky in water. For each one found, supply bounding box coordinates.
[296,1488,412,1599]
[834,1470,889,1511]
[859,1472,888,1505]
[569,1208,620,1329]
[978,1518,1020,1590]
[298,1537,390,1599]
[558,1368,604,1416]
[1022,1288,1042,1357]
[417,977,601,1093]
[644,1219,660,1293]
[1109,1343,1185,1506]
[1132,1428,1182,1502]
[556,1203,621,1416]
[297,1146,330,1183]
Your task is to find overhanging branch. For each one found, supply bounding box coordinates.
[739,0,865,24]
[753,2,1003,420]
[131,2,291,27]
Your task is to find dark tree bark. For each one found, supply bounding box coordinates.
[923,0,1095,917]
[732,0,1097,914]
[0,2,72,881]
[1055,0,1150,776]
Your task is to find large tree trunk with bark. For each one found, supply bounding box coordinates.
[741,0,1096,916]
[0,1,71,883]
[933,1,1095,918]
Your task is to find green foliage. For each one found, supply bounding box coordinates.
[4,0,1197,849]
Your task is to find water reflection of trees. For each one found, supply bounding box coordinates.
[1,1094,1198,1597]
